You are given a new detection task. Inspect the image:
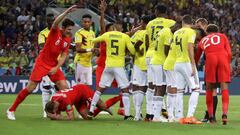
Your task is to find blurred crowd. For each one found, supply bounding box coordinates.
[0,0,240,77]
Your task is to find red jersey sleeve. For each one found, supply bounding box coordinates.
[223,34,232,63]
[194,42,203,64]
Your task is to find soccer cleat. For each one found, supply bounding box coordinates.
[209,117,216,124]
[124,115,134,120]
[168,118,176,123]
[152,116,168,123]
[144,114,152,122]
[222,114,228,125]
[6,110,16,120]
[180,117,202,124]
[117,108,125,116]
[161,109,168,119]
[87,112,93,120]
[201,111,209,123]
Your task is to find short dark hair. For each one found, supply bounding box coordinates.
[141,15,151,24]
[206,24,219,33]
[82,14,92,19]
[45,101,55,114]
[106,23,114,31]
[196,18,208,25]
[62,18,75,28]
[155,5,167,14]
[182,15,193,25]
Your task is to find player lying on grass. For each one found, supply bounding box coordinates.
[45,84,121,120]
[195,24,231,125]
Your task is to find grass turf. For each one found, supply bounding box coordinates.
[0,94,239,135]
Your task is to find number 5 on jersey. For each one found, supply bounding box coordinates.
[111,40,119,55]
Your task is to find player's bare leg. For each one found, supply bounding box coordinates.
[152,85,168,122]
[7,80,39,120]
[145,82,154,121]
[55,80,69,90]
[167,86,177,122]
[220,82,229,125]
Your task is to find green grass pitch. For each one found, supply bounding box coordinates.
[0,95,239,135]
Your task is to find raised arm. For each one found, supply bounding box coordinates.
[52,5,78,29]
[99,0,107,34]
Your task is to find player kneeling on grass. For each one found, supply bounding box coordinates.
[45,84,121,120]
[195,24,231,125]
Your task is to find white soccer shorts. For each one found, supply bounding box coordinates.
[146,57,153,83]
[174,63,200,90]
[99,67,129,89]
[75,63,92,85]
[132,65,148,86]
[164,70,177,88]
[151,65,166,86]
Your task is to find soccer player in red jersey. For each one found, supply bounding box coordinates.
[6,5,78,120]
[195,24,231,125]
[45,84,121,120]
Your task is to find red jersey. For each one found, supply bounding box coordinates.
[51,84,93,113]
[37,27,71,67]
[195,33,232,63]
[96,42,106,67]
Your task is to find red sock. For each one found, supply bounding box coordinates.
[9,88,30,112]
[93,95,121,117]
[222,89,229,115]
[206,90,213,117]
[119,94,124,108]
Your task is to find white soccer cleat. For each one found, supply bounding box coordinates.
[134,116,143,121]
[152,116,168,123]
[168,118,176,123]
[6,110,16,120]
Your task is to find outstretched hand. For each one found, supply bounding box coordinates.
[66,5,78,14]
[99,0,107,12]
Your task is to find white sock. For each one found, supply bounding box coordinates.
[146,88,154,115]
[41,89,50,115]
[50,87,56,95]
[175,92,184,119]
[167,93,176,119]
[162,98,166,110]
[132,91,137,115]
[122,93,131,116]
[90,91,102,113]
[153,96,163,119]
[135,91,144,118]
[187,91,200,117]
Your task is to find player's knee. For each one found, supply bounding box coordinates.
[26,81,38,92]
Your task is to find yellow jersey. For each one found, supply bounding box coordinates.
[151,28,173,65]
[174,27,196,63]
[38,27,50,45]
[74,28,95,67]
[131,30,147,70]
[163,43,177,70]
[146,17,176,58]
[92,31,135,68]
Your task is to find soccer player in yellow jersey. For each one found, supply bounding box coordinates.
[131,16,150,121]
[38,13,56,118]
[89,25,136,120]
[145,5,176,120]
[150,22,175,122]
[173,15,201,124]
[74,14,96,86]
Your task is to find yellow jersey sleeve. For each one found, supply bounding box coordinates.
[92,33,106,44]
[126,35,135,55]
[38,32,46,45]
[75,32,83,43]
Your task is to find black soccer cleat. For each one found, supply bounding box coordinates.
[124,115,134,121]
[201,111,209,123]
[209,117,216,124]
[222,114,228,125]
[161,109,168,119]
[87,112,93,120]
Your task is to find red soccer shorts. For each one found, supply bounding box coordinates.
[30,61,65,83]
[205,54,230,83]
[96,66,118,88]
